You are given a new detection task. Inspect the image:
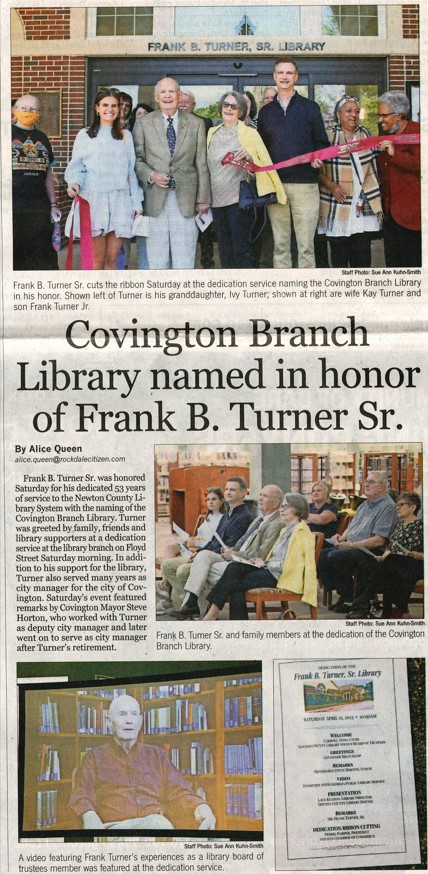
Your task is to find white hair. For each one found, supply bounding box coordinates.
[180,88,196,102]
[154,77,180,95]
[109,694,140,717]
[378,91,410,118]
[16,93,40,109]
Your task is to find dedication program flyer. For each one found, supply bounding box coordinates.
[275,658,420,870]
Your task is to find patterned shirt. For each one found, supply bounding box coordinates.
[12,124,54,212]
[388,518,423,555]
[68,741,202,824]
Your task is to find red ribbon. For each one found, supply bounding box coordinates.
[221,133,420,173]
[65,195,94,270]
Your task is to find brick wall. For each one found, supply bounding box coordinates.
[17,8,71,41]
[388,55,420,91]
[12,55,85,223]
[402,4,419,38]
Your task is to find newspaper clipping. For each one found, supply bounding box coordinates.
[1,0,426,872]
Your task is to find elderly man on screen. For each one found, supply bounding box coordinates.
[68,695,215,830]
[317,471,398,613]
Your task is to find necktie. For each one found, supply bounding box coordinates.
[234,516,264,551]
[166,117,176,188]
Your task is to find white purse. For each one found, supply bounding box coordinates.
[131,214,150,236]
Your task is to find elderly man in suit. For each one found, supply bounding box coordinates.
[133,78,211,269]
[169,484,285,619]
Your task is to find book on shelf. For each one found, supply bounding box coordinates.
[144,682,201,699]
[226,783,263,819]
[224,737,263,775]
[78,702,112,735]
[37,744,60,781]
[144,700,208,734]
[164,742,214,775]
[36,790,58,829]
[224,693,262,727]
[39,699,59,734]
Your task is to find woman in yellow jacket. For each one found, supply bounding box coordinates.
[207,91,286,268]
[202,494,318,621]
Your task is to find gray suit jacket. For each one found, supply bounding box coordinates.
[132,109,211,218]
[234,510,285,561]
[201,510,285,601]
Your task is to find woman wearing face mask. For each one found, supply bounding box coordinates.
[65,88,143,270]
[376,91,421,267]
[317,95,382,267]
[12,94,60,270]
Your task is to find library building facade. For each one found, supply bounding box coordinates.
[11,4,420,220]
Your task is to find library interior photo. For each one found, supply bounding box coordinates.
[155,443,423,621]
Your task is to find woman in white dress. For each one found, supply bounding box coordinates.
[65,87,143,269]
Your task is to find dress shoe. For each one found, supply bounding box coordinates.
[333,601,352,613]
[345,610,370,619]
[156,599,174,614]
[168,605,201,619]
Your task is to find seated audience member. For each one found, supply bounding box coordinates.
[169,485,285,618]
[317,471,398,613]
[167,477,253,618]
[306,481,339,540]
[157,487,225,613]
[376,91,421,267]
[68,695,215,830]
[202,493,317,621]
[12,94,60,270]
[317,95,382,268]
[347,492,423,619]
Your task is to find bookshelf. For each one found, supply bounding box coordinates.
[155,450,179,521]
[362,451,422,492]
[168,465,250,534]
[22,672,263,834]
[291,454,328,497]
[329,450,356,499]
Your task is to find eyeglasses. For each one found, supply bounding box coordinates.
[223,102,239,110]
[281,502,290,508]
[365,479,379,485]
[397,501,411,507]
[16,107,39,112]
[378,112,395,119]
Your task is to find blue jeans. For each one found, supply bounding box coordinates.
[212,202,253,269]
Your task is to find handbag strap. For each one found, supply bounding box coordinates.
[245,175,271,244]
[65,195,94,270]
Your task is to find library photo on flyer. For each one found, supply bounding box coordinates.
[274,658,422,869]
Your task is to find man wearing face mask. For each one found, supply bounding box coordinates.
[12,93,60,270]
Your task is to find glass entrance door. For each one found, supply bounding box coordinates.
[88,57,386,129]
